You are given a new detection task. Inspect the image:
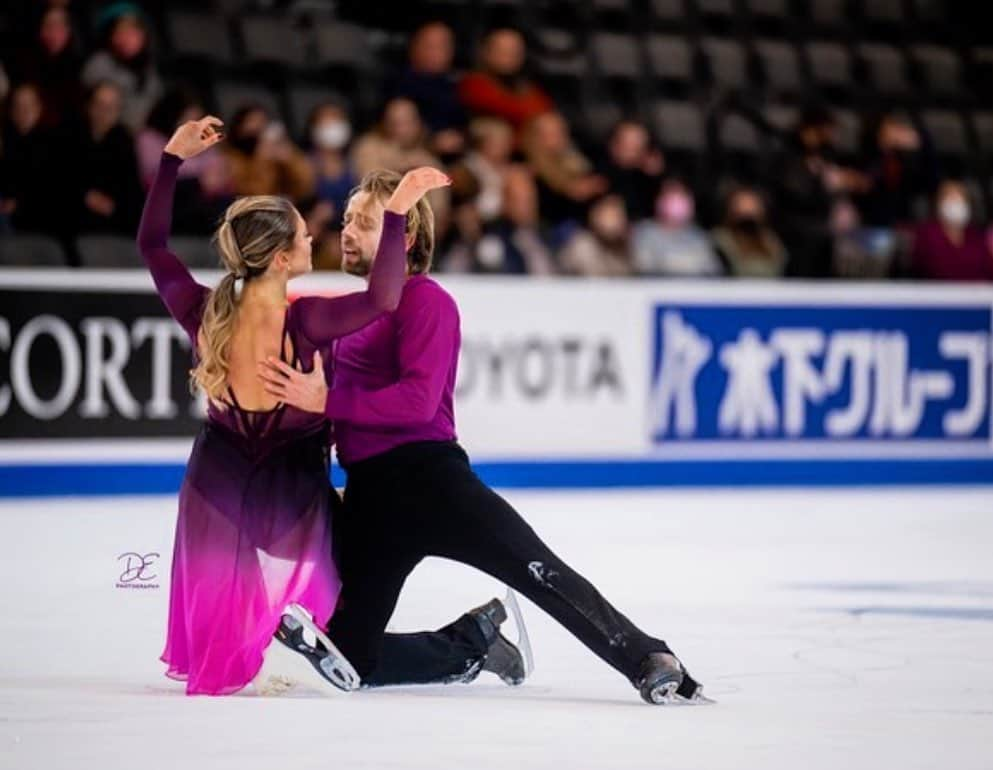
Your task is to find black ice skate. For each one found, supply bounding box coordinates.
[469,593,531,686]
[258,603,361,695]
[634,652,713,705]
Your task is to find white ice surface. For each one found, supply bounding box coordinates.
[1,488,991,769]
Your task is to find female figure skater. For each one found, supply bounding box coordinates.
[137,116,449,695]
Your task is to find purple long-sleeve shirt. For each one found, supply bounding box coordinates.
[137,150,407,364]
[324,274,460,466]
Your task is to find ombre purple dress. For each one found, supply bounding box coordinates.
[137,152,407,695]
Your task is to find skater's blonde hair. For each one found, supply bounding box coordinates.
[353,169,436,274]
[192,196,297,405]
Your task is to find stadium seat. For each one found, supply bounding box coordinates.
[857,43,911,95]
[533,28,591,100]
[0,235,66,267]
[583,101,623,143]
[718,113,762,153]
[167,11,234,64]
[762,104,799,139]
[920,109,970,158]
[591,33,643,80]
[651,100,706,151]
[650,0,689,28]
[694,0,737,32]
[645,35,694,83]
[240,16,311,68]
[700,38,749,89]
[314,22,377,72]
[754,39,802,94]
[910,45,963,97]
[861,0,905,40]
[970,112,993,157]
[170,237,217,269]
[807,0,852,35]
[77,236,140,268]
[805,42,853,88]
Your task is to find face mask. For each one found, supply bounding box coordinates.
[313,121,351,150]
[939,198,970,227]
[658,193,693,224]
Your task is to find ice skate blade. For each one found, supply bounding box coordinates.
[503,589,534,678]
[285,603,361,692]
[257,630,350,697]
[647,684,717,706]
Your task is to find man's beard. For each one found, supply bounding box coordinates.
[341,243,373,277]
[343,256,372,277]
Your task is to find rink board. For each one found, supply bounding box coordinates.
[1,271,991,494]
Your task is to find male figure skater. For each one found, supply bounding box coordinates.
[260,170,705,704]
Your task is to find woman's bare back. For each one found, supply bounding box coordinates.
[200,302,295,411]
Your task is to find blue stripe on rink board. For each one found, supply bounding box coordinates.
[0,458,991,497]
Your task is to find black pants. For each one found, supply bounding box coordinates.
[327,441,672,687]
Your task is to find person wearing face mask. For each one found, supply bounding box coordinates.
[81,3,163,132]
[712,186,788,278]
[631,179,722,276]
[222,104,315,203]
[443,165,557,275]
[307,102,356,228]
[558,194,633,276]
[911,181,993,281]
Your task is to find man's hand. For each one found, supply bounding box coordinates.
[258,350,329,414]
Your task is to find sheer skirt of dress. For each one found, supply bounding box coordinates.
[161,363,340,695]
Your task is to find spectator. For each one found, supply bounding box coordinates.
[351,97,450,228]
[450,117,515,223]
[137,89,229,233]
[306,101,356,227]
[911,180,993,281]
[0,82,72,238]
[74,81,143,235]
[458,28,553,132]
[81,3,163,132]
[775,106,868,276]
[777,106,869,227]
[390,21,466,157]
[598,120,665,221]
[858,111,939,228]
[222,104,315,202]
[558,194,633,276]
[712,186,788,278]
[829,198,899,279]
[6,6,83,129]
[632,179,722,276]
[521,111,607,228]
[444,166,556,275]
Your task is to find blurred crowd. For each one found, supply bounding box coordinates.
[1,1,991,281]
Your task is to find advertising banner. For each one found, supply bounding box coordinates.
[1,271,990,493]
